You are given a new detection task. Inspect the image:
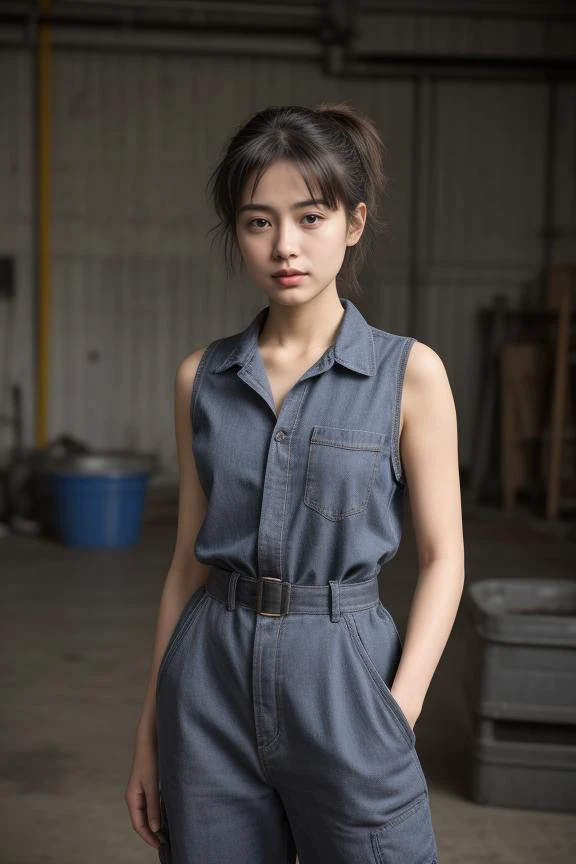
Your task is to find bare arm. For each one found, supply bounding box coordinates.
[136,346,211,745]
[390,341,465,726]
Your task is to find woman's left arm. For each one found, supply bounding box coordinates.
[391,341,466,729]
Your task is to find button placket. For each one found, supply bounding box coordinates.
[256,353,336,579]
[257,386,308,579]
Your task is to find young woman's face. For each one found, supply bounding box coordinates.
[235,158,365,302]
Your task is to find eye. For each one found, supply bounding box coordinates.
[247,214,323,230]
[247,218,269,229]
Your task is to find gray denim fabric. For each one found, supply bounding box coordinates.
[155,297,439,863]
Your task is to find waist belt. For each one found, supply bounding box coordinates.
[205,564,380,620]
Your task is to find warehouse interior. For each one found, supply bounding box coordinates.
[1,1,576,862]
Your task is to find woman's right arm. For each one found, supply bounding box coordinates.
[125,346,210,850]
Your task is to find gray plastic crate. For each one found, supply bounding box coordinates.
[464,579,576,724]
[469,716,576,812]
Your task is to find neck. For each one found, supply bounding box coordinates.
[258,289,346,356]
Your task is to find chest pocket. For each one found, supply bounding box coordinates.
[304,425,387,521]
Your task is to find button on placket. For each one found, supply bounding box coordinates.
[274,430,287,441]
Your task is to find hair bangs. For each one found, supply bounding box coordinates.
[234,136,345,216]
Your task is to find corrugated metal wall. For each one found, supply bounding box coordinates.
[0,51,34,459]
[416,78,549,462]
[1,8,575,477]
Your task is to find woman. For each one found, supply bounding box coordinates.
[125,102,464,864]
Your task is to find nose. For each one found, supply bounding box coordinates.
[273,220,299,261]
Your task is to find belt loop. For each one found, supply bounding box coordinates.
[226,571,240,611]
[328,580,340,622]
[281,581,292,615]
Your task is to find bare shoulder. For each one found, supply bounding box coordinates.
[406,339,447,380]
[400,340,454,433]
[175,346,209,394]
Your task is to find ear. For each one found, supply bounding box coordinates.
[346,202,367,247]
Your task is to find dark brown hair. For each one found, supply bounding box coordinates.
[205,102,387,300]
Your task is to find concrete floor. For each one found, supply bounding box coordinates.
[1,492,576,863]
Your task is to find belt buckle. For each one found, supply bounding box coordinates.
[256,575,283,617]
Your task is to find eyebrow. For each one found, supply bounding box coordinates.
[238,198,329,214]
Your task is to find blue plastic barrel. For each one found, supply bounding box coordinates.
[50,454,152,547]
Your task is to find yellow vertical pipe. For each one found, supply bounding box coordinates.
[36,0,51,447]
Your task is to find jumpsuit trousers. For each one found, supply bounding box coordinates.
[155,298,440,863]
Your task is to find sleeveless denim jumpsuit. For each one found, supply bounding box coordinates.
[155,297,439,864]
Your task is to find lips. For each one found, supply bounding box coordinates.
[272,269,307,277]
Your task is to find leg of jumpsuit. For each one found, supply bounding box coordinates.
[155,581,298,864]
[259,580,439,864]
[155,573,439,864]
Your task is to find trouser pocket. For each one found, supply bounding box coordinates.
[370,789,438,864]
[156,585,209,697]
[157,790,172,864]
[343,602,416,748]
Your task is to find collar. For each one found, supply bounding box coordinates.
[212,296,376,376]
